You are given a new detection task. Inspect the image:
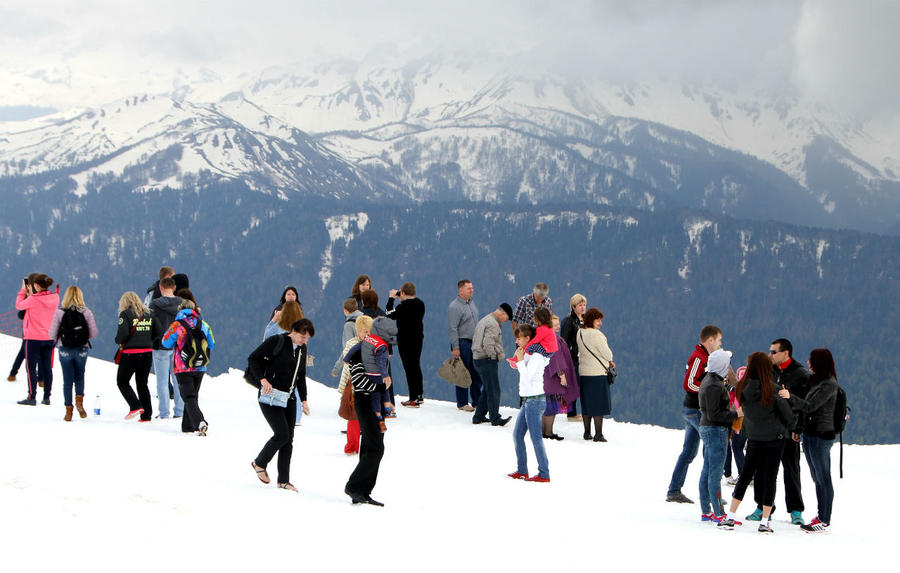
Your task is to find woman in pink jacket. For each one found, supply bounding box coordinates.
[15,274,59,405]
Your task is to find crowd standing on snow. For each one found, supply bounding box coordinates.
[8,269,844,525]
[664,325,844,534]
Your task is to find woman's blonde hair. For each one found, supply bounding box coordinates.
[61,286,86,309]
[278,301,304,331]
[118,291,148,316]
[570,293,587,309]
[355,315,374,337]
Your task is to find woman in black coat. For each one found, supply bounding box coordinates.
[719,352,793,532]
[247,319,315,492]
[779,348,840,533]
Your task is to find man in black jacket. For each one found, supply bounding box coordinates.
[747,338,810,524]
[386,282,426,407]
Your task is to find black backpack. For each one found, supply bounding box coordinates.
[58,308,91,348]
[244,334,285,388]
[178,319,211,369]
[834,385,850,478]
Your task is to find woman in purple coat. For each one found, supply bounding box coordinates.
[542,315,579,440]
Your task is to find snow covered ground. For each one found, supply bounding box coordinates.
[0,333,892,569]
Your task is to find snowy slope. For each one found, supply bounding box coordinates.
[0,333,892,569]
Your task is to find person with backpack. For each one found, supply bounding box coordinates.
[149,277,184,419]
[262,301,304,426]
[47,286,99,421]
[161,300,215,436]
[115,291,154,421]
[246,319,315,492]
[778,348,841,533]
[15,274,59,406]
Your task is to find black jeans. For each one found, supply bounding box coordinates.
[176,371,205,432]
[346,392,384,496]
[25,339,55,401]
[472,358,502,423]
[735,439,784,507]
[754,436,804,512]
[256,398,297,484]
[398,339,424,401]
[117,352,153,420]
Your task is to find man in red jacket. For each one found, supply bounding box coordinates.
[666,325,722,503]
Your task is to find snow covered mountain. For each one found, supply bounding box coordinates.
[2,56,898,233]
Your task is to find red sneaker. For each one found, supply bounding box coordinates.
[400,400,420,408]
[507,471,528,480]
[125,409,144,420]
[526,475,550,483]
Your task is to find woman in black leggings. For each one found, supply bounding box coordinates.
[718,352,794,532]
[246,319,314,492]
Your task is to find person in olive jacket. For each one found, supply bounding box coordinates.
[246,318,315,492]
[719,352,794,532]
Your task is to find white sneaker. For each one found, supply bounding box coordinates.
[197,421,208,437]
[726,476,739,486]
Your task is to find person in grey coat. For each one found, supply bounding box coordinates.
[332,298,363,378]
[471,304,513,426]
[447,279,481,411]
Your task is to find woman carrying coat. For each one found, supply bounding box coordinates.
[115,291,154,421]
[47,286,99,420]
[778,348,840,533]
[719,352,793,532]
[576,308,615,441]
[247,318,315,492]
[15,274,59,406]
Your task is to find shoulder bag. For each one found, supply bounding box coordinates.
[259,345,303,408]
[579,330,617,384]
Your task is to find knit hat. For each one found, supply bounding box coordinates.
[499,303,513,321]
[707,349,732,377]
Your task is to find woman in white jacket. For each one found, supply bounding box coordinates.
[507,324,551,483]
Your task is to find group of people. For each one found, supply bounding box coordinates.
[11,269,841,527]
[665,325,842,534]
[12,266,215,436]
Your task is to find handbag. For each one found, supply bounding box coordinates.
[438,356,472,388]
[258,344,303,408]
[338,383,356,420]
[114,316,140,364]
[579,330,617,384]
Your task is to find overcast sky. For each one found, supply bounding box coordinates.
[1,0,897,118]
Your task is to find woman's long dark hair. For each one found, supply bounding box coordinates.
[351,275,371,298]
[808,348,837,386]
[280,286,299,306]
[736,351,775,407]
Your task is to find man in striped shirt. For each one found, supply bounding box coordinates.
[666,325,723,504]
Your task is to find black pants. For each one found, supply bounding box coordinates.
[346,392,384,496]
[256,398,297,484]
[176,371,205,432]
[10,339,25,376]
[117,352,153,420]
[754,436,804,512]
[25,339,55,401]
[735,439,784,507]
[398,339,424,401]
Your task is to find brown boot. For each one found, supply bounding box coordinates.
[75,395,87,418]
[64,405,74,422]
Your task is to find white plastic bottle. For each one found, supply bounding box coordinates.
[93,394,101,416]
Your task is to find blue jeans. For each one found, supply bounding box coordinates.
[58,346,89,406]
[295,388,304,424]
[153,349,183,418]
[513,397,549,479]
[455,340,483,407]
[667,407,701,495]
[803,434,835,523]
[724,430,747,477]
[699,425,729,515]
